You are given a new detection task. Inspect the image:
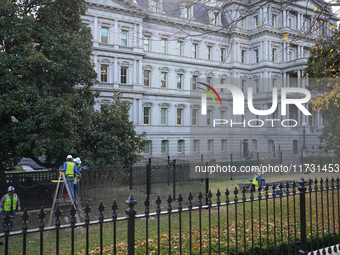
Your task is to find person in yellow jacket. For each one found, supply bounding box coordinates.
[0,186,21,231]
[60,155,81,201]
[251,167,263,192]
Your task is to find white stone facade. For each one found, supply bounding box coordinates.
[82,0,337,162]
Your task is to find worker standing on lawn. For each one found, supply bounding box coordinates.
[251,167,263,192]
[61,155,81,201]
[0,186,21,231]
[73,157,82,198]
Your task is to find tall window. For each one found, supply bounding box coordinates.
[178,140,184,153]
[220,111,225,120]
[161,140,168,154]
[161,108,167,125]
[208,139,213,153]
[121,67,127,84]
[177,74,182,89]
[192,44,197,58]
[293,140,298,154]
[152,0,158,12]
[161,39,167,54]
[207,46,212,60]
[193,140,198,153]
[207,110,212,126]
[177,42,182,56]
[144,70,150,87]
[207,77,211,85]
[177,109,183,125]
[192,75,197,90]
[121,30,128,46]
[255,49,259,63]
[241,80,246,93]
[220,78,225,92]
[144,141,151,154]
[220,48,225,62]
[144,107,150,125]
[255,80,259,93]
[254,16,259,28]
[272,14,276,27]
[101,65,108,82]
[221,139,226,152]
[144,36,150,51]
[241,50,246,63]
[161,72,167,88]
[192,109,198,126]
[272,48,276,62]
[253,139,258,151]
[241,19,245,29]
[101,27,109,43]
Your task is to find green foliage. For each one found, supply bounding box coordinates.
[0,0,145,168]
[304,29,340,157]
[303,154,337,166]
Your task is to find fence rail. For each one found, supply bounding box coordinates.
[1,177,340,254]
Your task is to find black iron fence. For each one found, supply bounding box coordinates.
[1,177,340,254]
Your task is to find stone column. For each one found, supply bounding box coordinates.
[114,20,119,45]
[113,57,118,83]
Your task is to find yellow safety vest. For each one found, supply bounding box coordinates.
[4,193,18,211]
[252,176,259,186]
[65,162,75,177]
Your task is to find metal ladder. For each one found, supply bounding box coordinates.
[47,172,83,230]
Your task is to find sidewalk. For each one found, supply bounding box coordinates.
[312,245,340,254]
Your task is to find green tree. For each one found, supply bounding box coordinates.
[304,28,340,156]
[0,0,145,169]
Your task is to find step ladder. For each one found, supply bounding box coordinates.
[47,172,84,231]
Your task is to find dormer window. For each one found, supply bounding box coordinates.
[213,13,219,25]
[152,0,158,12]
[184,7,190,19]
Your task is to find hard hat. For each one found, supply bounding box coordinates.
[7,186,14,192]
[66,155,73,160]
[74,157,81,164]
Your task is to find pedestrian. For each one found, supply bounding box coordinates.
[73,157,82,197]
[0,186,21,231]
[61,155,81,201]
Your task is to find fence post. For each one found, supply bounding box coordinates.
[125,195,137,255]
[280,151,283,175]
[172,159,176,201]
[230,153,233,180]
[129,165,132,190]
[297,177,308,255]
[205,161,209,205]
[146,158,151,199]
[201,154,203,183]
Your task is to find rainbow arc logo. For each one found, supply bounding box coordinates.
[197,82,222,115]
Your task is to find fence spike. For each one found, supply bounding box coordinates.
[187,192,193,210]
[83,201,91,218]
[111,200,118,220]
[37,206,46,231]
[155,195,162,214]
[177,193,183,211]
[54,205,62,227]
[225,187,230,204]
[3,211,11,233]
[167,194,172,212]
[21,208,30,232]
[216,189,221,205]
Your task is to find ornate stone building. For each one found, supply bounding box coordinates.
[82,0,337,162]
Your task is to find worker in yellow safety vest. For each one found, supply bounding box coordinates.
[60,155,81,201]
[0,186,21,231]
[251,167,263,192]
